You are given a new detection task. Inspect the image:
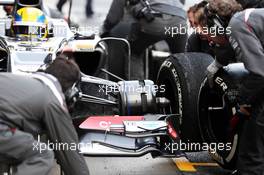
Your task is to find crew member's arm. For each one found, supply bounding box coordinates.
[102,0,126,32]
[44,102,90,175]
[228,12,264,104]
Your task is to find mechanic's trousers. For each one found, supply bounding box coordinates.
[237,100,264,175]
[0,123,54,175]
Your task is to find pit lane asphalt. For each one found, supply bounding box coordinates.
[45,0,231,174]
[50,151,231,175]
[85,152,231,175]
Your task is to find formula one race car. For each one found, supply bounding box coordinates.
[0,0,214,166]
[0,0,213,160]
[0,1,253,172]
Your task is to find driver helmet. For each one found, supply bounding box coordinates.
[12,7,48,39]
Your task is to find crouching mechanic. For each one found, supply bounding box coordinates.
[195,0,264,174]
[100,0,187,54]
[0,56,90,175]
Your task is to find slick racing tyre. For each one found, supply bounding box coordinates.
[198,63,248,170]
[156,53,213,143]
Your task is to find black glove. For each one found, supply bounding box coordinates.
[235,104,251,119]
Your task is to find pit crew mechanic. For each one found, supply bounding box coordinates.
[195,0,264,174]
[186,0,264,60]
[0,56,90,175]
[100,0,187,54]
[186,1,215,56]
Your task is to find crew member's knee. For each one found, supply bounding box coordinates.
[31,140,54,162]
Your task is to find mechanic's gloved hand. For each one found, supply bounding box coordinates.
[99,26,110,38]
[235,104,251,119]
[206,60,223,88]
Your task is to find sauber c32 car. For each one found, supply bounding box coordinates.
[1,0,243,172]
[0,0,177,158]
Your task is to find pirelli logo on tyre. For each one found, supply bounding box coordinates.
[215,77,228,92]
[162,60,183,124]
[163,60,172,68]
